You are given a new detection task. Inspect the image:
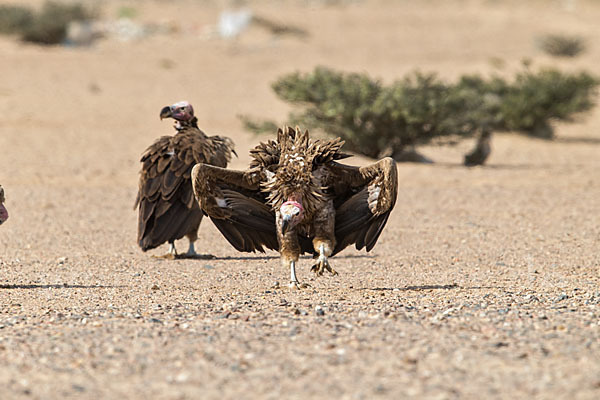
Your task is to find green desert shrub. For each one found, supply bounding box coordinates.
[0,5,34,34]
[539,33,586,58]
[271,66,386,157]
[21,1,95,45]
[500,68,598,138]
[245,66,598,159]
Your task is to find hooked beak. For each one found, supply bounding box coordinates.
[281,214,292,235]
[159,106,172,120]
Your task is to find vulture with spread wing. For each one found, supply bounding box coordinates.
[192,126,397,287]
[134,101,236,258]
[0,186,8,225]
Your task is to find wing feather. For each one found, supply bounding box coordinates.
[192,163,278,253]
[328,157,398,256]
[135,128,235,251]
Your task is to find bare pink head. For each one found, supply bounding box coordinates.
[159,101,195,122]
[280,200,304,234]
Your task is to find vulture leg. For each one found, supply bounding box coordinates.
[289,260,299,288]
[287,260,309,289]
[186,240,197,257]
[168,242,177,256]
[310,201,338,277]
[311,243,338,277]
[278,216,308,289]
[153,241,178,259]
[179,230,216,259]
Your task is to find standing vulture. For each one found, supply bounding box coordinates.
[192,126,398,287]
[0,185,8,225]
[134,101,236,258]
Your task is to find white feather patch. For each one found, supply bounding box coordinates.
[367,185,381,213]
[216,198,228,208]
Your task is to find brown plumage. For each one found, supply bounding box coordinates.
[134,101,236,258]
[0,185,8,225]
[192,126,398,287]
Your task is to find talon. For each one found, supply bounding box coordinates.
[311,256,338,277]
[289,281,310,289]
[311,264,322,276]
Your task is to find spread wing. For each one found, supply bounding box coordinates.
[191,163,279,253]
[134,131,235,251]
[327,157,398,256]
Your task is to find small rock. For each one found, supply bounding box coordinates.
[217,311,231,319]
[174,372,189,383]
[72,384,86,393]
[554,293,568,302]
[289,326,301,336]
[57,257,68,265]
[151,284,160,291]
[523,294,540,303]
[315,306,325,316]
[374,384,386,393]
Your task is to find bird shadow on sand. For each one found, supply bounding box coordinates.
[210,255,279,261]
[433,161,593,170]
[334,254,374,259]
[366,283,501,291]
[554,136,600,145]
[0,284,123,290]
[203,254,374,261]
[433,161,539,170]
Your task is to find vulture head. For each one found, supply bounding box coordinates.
[160,101,195,123]
[280,199,304,234]
[0,186,8,225]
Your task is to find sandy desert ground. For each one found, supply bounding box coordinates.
[1,0,600,398]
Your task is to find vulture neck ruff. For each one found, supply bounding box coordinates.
[174,116,199,132]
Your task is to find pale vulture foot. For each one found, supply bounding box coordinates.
[152,242,178,260]
[288,260,310,289]
[177,242,216,260]
[311,246,338,277]
[288,281,310,290]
